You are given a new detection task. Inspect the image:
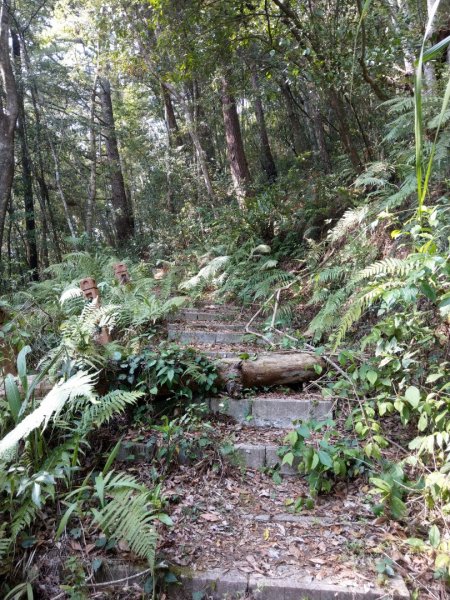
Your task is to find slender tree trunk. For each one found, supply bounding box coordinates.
[18,32,62,262]
[329,90,362,169]
[99,75,134,243]
[176,85,215,199]
[250,65,277,182]
[220,74,252,207]
[12,31,38,280]
[49,141,76,237]
[0,1,18,264]
[305,84,332,173]
[161,83,183,148]
[193,80,215,165]
[86,75,98,239]
[279,81,304,156]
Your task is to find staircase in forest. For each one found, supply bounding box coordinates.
[113,305,411,599]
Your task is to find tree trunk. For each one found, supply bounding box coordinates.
[12,31,38,280]
[193,80,216,165]
[329,90,362,170]
[216,352,325,396]
[18,32,62,263]
[305,83,332,173]
[279,81,304,156]
[250,66,277,182]
[99,75,134,243]
[220,74,252,207]
[161,82,183,148]
[86,75,98,239]
[0,1,18,264]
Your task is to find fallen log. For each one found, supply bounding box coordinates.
[216,352,325,396]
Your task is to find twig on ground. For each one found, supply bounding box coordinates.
[86,567,152,588]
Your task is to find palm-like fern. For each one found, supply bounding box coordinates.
[92,481,158,568]
[81,389,143,429]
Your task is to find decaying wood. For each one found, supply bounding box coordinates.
[216,352,325,396]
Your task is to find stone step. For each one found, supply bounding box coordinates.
[234,441,297,474]
[174,308,242,323]
[168,329,247,345]
[88,558,409,599]
[209,395,333,428]
[169,568,409,599]
[168,322,245,332]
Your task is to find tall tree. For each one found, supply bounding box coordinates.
[250,64,277,182]
[221,74,252,206]
[12,30,38,279]
[99,75,134,243]
[0,0,18,264]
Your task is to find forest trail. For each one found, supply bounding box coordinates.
[111,306,411,599]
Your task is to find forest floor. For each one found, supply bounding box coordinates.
[31,304,445,599]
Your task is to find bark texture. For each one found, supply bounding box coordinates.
[250,66,277,182]
[216,353,325,396]
[12,31,38,279]
[221,74,252,206]
[0,1,18,263]
[99,76,135,243]
[86,75,98,238]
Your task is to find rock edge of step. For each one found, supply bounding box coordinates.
[172,568,410,599]
[209,395,333,428]
[90,561,410,599]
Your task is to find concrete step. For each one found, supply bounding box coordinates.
[168,322,245,332]
[89,555,409,599]
[168,329,248,345]
[209,394,333,428]
[174,308,242,323]
[234,441,298,474]
[169,568,409,599]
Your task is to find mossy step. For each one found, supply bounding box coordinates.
[209,395,333,428]
[167,329,248,344]
[169,568,409,599]
[88,560,409,599]
[174,308,242,323]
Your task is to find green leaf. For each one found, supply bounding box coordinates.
[366,370,378,385]
[55,502,77,541]
[318,450,333,468]
[282,452,294,466]
[418,412,428,432]
[155,513,173,526]
[311,452,320,470]
[5,374,22,423]
[404,386,421,408]
[31,483,41,508]
[284,430,298,446]
[17,346,31,392]
[390,496,407,519]
[102,439,123,476]
[429,525,440,549]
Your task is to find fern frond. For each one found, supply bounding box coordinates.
[355,256,424,281]
[82,390,143,429]
[0,524,10,561]
[11,500,38,537]
[93,485,157,568]
[0,372,95,461]
[328,206,369,243]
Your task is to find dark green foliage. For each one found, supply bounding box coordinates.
[119,343,218,401]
